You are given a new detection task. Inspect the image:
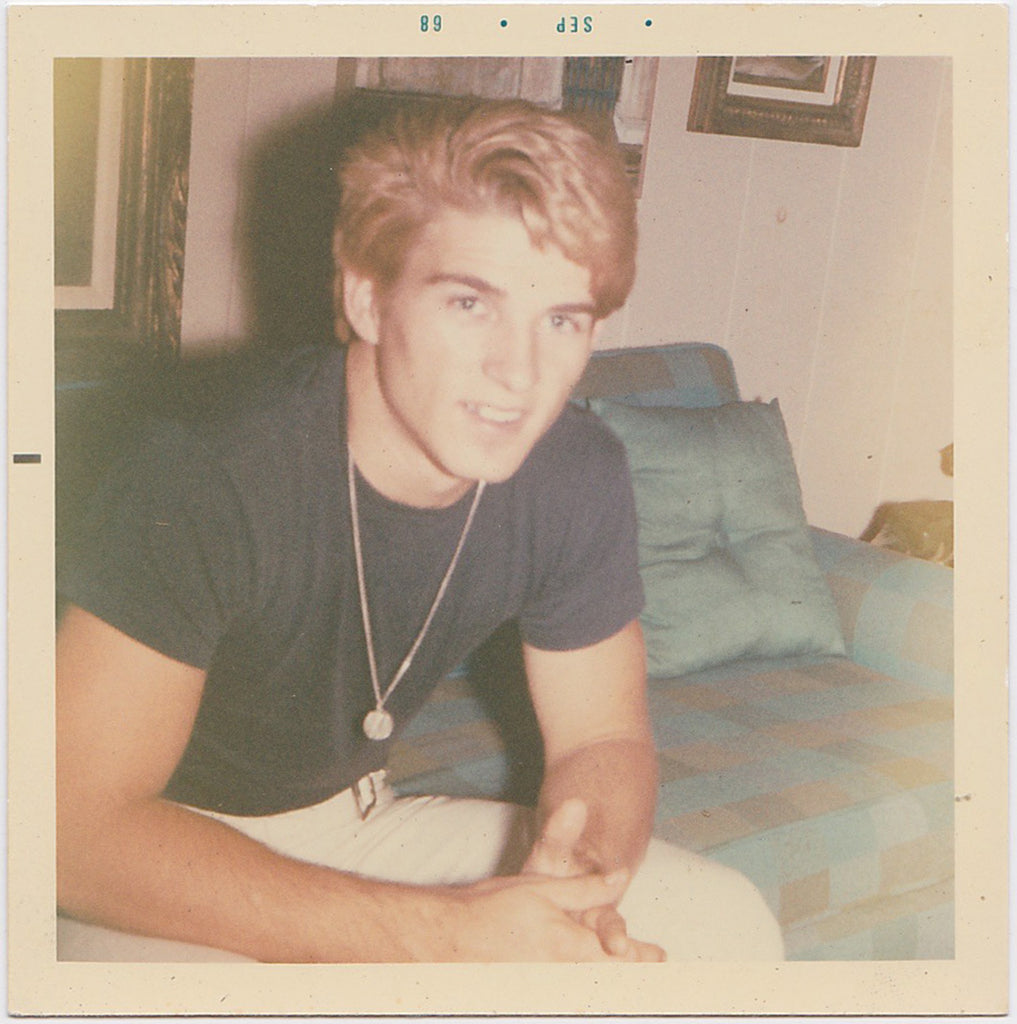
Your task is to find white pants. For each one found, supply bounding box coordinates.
[58,772,784,962]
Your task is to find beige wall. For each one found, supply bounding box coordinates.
[601,57,953,535]
[181,56,953,536]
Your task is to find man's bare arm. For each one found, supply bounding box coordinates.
[57,606,638,962]
[522,620,663,957]
[523,619,658,875]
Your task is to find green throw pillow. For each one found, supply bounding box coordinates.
[590,397,845,677]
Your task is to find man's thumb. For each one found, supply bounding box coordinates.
[541,797,588,849]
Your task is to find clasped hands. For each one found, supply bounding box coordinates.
[457,798,664,962]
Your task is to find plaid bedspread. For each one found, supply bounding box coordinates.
[388,531,954,961]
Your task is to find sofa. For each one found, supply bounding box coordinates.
[387,342,954,961]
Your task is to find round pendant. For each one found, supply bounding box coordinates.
[363,707,394,741]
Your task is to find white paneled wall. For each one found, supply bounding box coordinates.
[601,57,952,536]
[180,57,952,536]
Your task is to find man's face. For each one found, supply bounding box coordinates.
[348,207,600,501]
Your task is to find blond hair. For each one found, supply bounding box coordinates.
[333,96,637,338]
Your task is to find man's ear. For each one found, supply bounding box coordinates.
[340,265,381,346]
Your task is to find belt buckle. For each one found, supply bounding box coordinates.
[353,772,379,820]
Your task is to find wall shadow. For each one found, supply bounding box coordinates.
[238,88,470,351]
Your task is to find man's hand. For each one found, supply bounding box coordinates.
[521,798,664,961]
[444,869,660,962]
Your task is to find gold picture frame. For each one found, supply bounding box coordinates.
[55,58,195,382]
[687,56,877,147]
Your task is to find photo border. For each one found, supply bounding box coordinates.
[7,3,1009,1017]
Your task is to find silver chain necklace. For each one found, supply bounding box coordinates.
[347,447,485,741]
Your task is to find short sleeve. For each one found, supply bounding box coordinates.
[57,421,256,669]
[518,412,645,651]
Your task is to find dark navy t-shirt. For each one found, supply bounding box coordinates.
[58,346,644,815]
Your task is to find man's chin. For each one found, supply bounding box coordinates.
[457,452,530,488]
[445,423,556,487]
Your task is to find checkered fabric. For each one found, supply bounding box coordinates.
[812,528,953,696]
[388,635,953,960]
[574,342,740,409]
[646,651,953,960]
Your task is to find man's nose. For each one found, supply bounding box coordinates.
[483,322,538,393]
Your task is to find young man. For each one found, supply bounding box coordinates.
[56,97,783,962]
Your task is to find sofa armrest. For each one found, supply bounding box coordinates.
[810,527,953,695]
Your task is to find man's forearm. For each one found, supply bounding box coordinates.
[58,797,451,962]
[59,795,646,962]
[536,736,659,875]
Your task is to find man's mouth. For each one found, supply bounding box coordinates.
[465,402,525,426]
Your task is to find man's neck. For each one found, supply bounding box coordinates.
[344,341,474,510]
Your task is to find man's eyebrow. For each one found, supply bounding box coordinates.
[424,272,505,296]
[549,301,597,316]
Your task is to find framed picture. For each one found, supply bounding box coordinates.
[54,59,125,314]
[54,57,194,381]
[687,56,877,147]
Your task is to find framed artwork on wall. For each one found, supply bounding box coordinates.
[687,56,876,147]
[54,59,125,314]
[54,57,194,380]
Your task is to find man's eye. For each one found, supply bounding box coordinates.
[549,313,584,333]
[450,295,482,314]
